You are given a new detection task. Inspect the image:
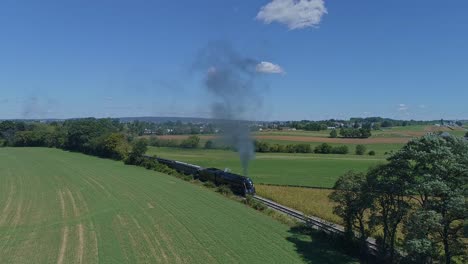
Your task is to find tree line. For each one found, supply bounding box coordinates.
[329,134,467,263]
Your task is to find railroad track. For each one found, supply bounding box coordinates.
[253,195,378,254]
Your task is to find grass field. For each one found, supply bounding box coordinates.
[147,147,385,188]
[256,185,339,224]
[0,147,357,264]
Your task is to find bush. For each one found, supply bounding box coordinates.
[203,181,216,188]
[330,129,338,138]
[244,195,267,211]
[315,143,333,154]
[355,144,367,155]
[216,185,233,196]
[295,144,312,153]
[368,150,376,156]
[204,140,214,149]
[180,135,200,148]
[331,145,349,154]
[255,140,271,152]
[340,128,372,138]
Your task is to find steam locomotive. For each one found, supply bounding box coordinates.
[143,155,256,196]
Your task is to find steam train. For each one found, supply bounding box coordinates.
[143,155,256,196]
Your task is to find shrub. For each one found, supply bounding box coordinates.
[315,143,333,154]
[203,181,216,188]
[244,195,267,211]
[180,135,200,148]
[368,150,376,156]
[331,145,349,154]
[355,144,367,155]
[204,140,214,149]
[295,144,312,153]
[255,140,271,152]
[330,129,338,138]
[216,185,233,196]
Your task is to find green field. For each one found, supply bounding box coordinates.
[147,147,385,188]
[0,147,356,264]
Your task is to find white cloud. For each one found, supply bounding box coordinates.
[418,104,426,109]
[398,104,409,111]
[256,61,285,74]
[256,0,327,30]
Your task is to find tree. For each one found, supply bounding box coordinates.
[330,129,338,138]
[465,131,468,138]
[314,143,332,154]
[390,135,468,263]
[180,135,200,148]
[355,145,366,155]
[126,139,148,165]
[373,123,381,130]
[331,145,349,154]
[204,140,214,149]
[403,209,442,263]
[367,163,411,263]
[255,141,271,152]
[329,171,373,259]
[96,133,130,160]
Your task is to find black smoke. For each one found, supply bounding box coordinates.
[194,43,262,176]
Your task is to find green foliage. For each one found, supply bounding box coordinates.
[368,150,376,156]
[244,195,268,211]
[391,135,468,264]
[204,140,214,149]
[125,139,149,165]
[332,145,349,154]
[330,134,468,263]
[254,140,313,153]
[203,181,216,188]
[314,143,332,154]
[367,163,411,263]
[180,135,200,148]
[339,128,372,138]
[314,143,349,154]
[216,185,233,196]
[96,133,130,160]
[330,129,338,138]
[355,145,366,155]
[329,171,373,259]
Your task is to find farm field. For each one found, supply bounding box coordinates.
[147,147,385,188]
[149,125,465,145]
[256,185,339,225]
[0,147,357,264]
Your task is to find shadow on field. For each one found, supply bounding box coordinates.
[287,225,357,264]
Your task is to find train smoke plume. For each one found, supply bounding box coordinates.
[194,43,262,176]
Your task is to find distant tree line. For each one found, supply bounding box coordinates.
[147,135,201,149]
[338,127,372,138]
[329,134,467,263]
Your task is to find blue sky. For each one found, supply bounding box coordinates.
[1,0,467,121]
